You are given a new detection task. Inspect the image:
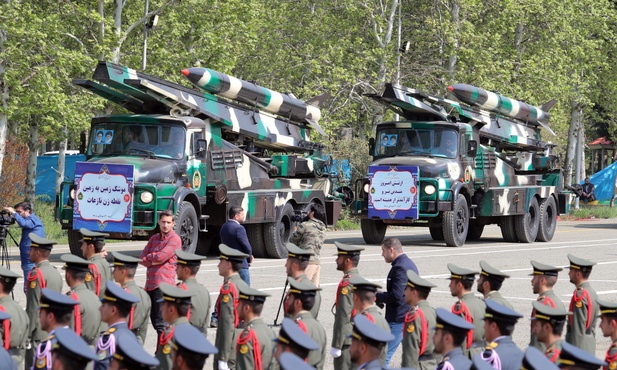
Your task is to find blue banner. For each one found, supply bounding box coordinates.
[367,165,419,220]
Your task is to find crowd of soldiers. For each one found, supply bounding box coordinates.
[0,227,615,370]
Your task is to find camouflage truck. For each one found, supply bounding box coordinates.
[353,83,568,247]
[56,61,342,258]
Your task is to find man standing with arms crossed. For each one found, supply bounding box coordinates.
[565,254,599,354]
[529,260,565,351]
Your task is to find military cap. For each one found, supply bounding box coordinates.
[0,266,21,283]
[40,288,79,309]
[61,254,91,273]
[406,270,437,291]
[531,301,571,322]
[52,327,98,363]
[279,352,316,370]
[113,331,160,369]
[349,276,382,292]
[471,354,497,370]
[557,342,606,369]
[275,318,319,352]
[447,263,478,281]
[159,282,193,305]
[102,281,140,307]
[530,260,562,276]
[567,254,596,272]
[598,299,617,316]
[435,307,475,334]
[111,251,141,268]
[350,314,395,348]
[237,284,270,304]
[521,346,559,370]
[29,233,56,250]
[334,241,364,256]
[176,250,206,266]
[484,300,523,324]
[219,243,249,262]
[286,243,314,261]
[79,228,109,243]
[287,277,321,296]
[479,260,510,281]
[172,323,218,356]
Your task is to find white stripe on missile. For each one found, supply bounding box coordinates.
[483,91,500,110]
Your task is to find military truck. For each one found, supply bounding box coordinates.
[56,61,342,258]
[353,83,568,247]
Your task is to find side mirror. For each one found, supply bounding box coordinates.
[368,138,375,156]
[467,140,478,158]
[196,139,208,160]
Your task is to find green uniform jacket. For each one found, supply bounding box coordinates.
[530,290,565,351]
[565,281,598,354]
[544,339,564,363]
[452,291,485,358]
[26,261,63,342]
[485,291,513,310]
[332,267,359,370]
[214,274,249,368]
[293,311,327,370]
[401,300,437,370]
[294,273,321,320]
[156,316,189,370]
[235,317,276,370]
[69,283,102,345]
[604,338,617,370]
[361,306,390,365]
[0,295,29,367]
[122,280,151,345]
[180,277,211,335]
[86,254,111,298]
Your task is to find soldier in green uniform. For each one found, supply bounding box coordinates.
[478,260,513,309]
[0,267,29,367]
[214,244,250,370]
[598,300,617,370]
[331,241,364,370]
[274,318,319,363]
[235,284,276,370]
[349,314,394,370]
[80,228,111,298]
[155,282,192,370]
[529,260,565,351]
[61,254,103,346]
[25,234,63,370]
[285,243,321,319]
[50,328,98,370]
[0,311,15,370]
[530,301,571,363]
[448,263,485,358]
[565,254,599,354]
[175,250,211,335]
[109,332,159,370]
[110,251,151,344]
[284,277,327,370]
[289,203,326,286]
[171,323,218,370]
[401,270,437,370]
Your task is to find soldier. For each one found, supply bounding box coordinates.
[61,254,102,345]
[289,203,326,286]
[479,300,524,370]
[349,276,390,364]
[155,283,193,370]
[50,328,98,370]
[478,260,513,309]
[33,289,79,370]
[349,314,394,370]
[530,301,570,363]
[94,282,141,370]
[565,254,599,354]
[520,346,559,370]
[471,354,496,370]
[80,228,111,298]
[598,300,617,370]
[0,311,16,370]
[433,308,474,370]
[448,263,485,358]
[557,342,606,370]
[214,244,250,370]
[285,243,321,319]
[110,251,151,344]
[284,277,327,369]
[529,260,566,350]
[235,284,276,370]
[273,318,319,363]
[278,352,315,370]
[108,333,159,370]
[171,323,218,370]
[0,267,29,367]
[25,234,63,370]
[331,241,364,370]
[401,270,437,370]
[175,250,211,335]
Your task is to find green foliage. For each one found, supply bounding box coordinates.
[568,206,617,219]
[0,140,27,206]
[333,208,360,230]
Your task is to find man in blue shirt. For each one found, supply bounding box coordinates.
[220,206,253,285]
[375,237,419,366]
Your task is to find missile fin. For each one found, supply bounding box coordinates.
[541,99,557,112]
[306,92,331,107]
[536,121,556,136]
[305,117,327,136]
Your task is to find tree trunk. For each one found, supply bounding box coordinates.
[55,125,68,195]
[564,100,583,186]
[446,0,460,79]
[0,17,7,178]
[26,122,38,203]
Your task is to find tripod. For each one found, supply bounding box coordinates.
[0,225,15,269]
[272,278,289,327]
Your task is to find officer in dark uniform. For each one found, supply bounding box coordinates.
[478,260,513,309]
[479,300,524,370]
[285,243,321,319]
[530,301,571,363]
[156,283,193,370]
[471,354,496,370]
[278,352,316,370]
[565,254,599,354]
[171,323,218,370]
[529,260,565,351]
[51,328,98,370]
[0,266,29,367]
[557,342,606,369]
[109,331,159,370]
[274,318,319,363]
[79,228,111,298]
[521,346,559,370]
[349,314,394,370]
[434,308,474,370]
[175,250,211,335]
[598,300,617,370]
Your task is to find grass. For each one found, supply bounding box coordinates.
[565,205,617,220]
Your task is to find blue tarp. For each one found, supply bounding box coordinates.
[36,155,85,201]
[584,162,617,201]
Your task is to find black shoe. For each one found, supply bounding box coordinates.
[210,318,218,328]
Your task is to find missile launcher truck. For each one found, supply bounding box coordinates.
[353,83,568,247]
[55,61,342,258]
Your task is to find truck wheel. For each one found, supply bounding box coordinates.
[247,224,267,258]
[361,219,387,245]
[264,203,293,258]
[443,194,469,247]
[466,223,484,241]
[500,217,518,242]
[68,229,84,257]
[537,196,557,242]
[175,201,198,253]
[514,197,540,243]
[429,226,444,241]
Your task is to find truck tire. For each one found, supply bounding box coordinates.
[361,219,387,245]
[514,197,540,243]
[429,226,444,241]
[443,194,469,247]
[500,217,518,242]
[247,224,267,258]
[537,196,557,242]
[175,201,198,253]
[68,229,84,257]
[466,223,484,241]
[264,203,293,259]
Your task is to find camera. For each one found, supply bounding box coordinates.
[291,211,308,223]
[0,210,14,227]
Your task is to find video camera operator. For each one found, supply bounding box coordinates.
[289,203,326,286]
[2,202,45,292]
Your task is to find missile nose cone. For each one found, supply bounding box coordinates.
[447,86,454,92]
[181,69,189,76]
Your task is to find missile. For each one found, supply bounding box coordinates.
[181,67,327,135]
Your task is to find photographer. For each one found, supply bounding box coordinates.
[3,202,45,291]
[289,203,326,286]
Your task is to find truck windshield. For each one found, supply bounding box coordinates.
[89,123,186,159]
[376,128,459,159]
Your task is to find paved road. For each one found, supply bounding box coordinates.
[5,219,617,369]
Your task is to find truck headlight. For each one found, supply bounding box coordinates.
[363,183,370,194]
[140,191,154,204]
[424,184,436,195]
[69,189,76,199]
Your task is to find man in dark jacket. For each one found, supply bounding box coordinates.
[220,206,252,285]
